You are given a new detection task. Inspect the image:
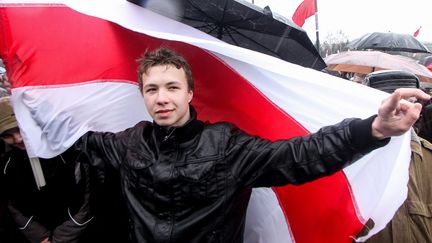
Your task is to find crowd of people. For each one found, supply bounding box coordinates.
[0,48,431,242]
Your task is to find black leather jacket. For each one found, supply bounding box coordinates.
[78,108,389,243]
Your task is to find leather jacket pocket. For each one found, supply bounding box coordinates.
[175,156,222,201]
[125,150,153,170]
[123,152,154,200]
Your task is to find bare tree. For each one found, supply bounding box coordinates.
[320,30,349,57]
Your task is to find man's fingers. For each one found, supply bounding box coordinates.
[398,99,422,124]
[395,88,431,101]
[380,90,402,116]
[382,88,430,118]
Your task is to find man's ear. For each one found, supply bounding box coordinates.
[188,90,193,103]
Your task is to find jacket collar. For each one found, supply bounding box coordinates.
[153,105,204,144]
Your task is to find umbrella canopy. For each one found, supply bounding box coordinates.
[324,50,432,82]
[420,55,432,66]
[128,0,326,70]
[347,32,431,54]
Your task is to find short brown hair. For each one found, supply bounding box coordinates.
[137,47,194,92]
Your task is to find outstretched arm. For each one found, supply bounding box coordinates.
[372,88,431,139]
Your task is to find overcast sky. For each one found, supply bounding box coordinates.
[250,0,432,44]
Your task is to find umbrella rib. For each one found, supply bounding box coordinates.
[182,16,216,23]
[224,25,282,57]
[206,25,221,35]
[186,0,230,39]
[224,15,269,27]
[220,0,229,23]
[180,17,219,35]
[224,28,240,46]
[185,0,222,25]
[186,21,216,30]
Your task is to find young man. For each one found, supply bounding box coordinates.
[75,47,430,243]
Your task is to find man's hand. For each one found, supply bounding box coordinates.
[372,88,431,139]
[41,237,51,243]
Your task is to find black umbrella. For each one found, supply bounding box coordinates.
[347,32,431,54]
[128,0,326,70]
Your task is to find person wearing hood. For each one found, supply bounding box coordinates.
[0,97,94,243]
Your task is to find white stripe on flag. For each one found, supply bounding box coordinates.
[11,82,150,158]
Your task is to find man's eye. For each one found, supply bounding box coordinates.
[145,88,156,93]
[1,134,12,139]
[168,86,179,90]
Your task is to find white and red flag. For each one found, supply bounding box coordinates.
[0,1,411,242]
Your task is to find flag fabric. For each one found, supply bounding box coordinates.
[413,26,422,37]
[292,0,316,27]
[0,1,411,242]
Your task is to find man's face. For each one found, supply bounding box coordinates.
[141,65,193,128]
[1,127,26,150]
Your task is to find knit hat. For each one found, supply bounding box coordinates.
[0,97,18,135]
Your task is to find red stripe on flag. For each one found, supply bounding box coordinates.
[0,4,363,242]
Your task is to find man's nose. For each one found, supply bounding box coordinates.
[156,89,169,104]
[12,133,22,144]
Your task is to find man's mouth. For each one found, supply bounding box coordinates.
[14,143,26,150]
[156,109,173,115]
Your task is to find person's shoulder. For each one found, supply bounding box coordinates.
[0,148,23,162]
[0,149,12,166]
[203,121,235,131]
[102,120,154,145]
[0,148,27,176]
[202,121,245,137]
[419,137,432,151]
[113,120,153,137]
[129,120,153,130]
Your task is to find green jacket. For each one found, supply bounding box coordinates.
[365,132,432,243]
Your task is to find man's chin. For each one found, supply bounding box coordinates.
[154,119,174,127]
[13,144,26,150]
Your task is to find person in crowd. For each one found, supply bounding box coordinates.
[0,87,10,156]
[351,72,367,83]
[0,97,95,243]
[416,102,432,143]
[54,47,428,242]
[0,92,19,243]
[0,72,11,93]
[358,70,432,243]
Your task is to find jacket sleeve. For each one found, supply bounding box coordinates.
[226,116,390,188]
[8,203,51,243]
[74,126,136,170]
